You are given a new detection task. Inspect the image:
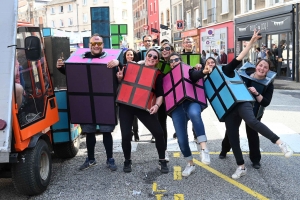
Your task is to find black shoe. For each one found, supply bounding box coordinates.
[252,162,261,169]
[123,160,132,173]
[150,136,155,143]
[133,131,139,142]
[219,151,227,159]
[158,160,169,174]
[173,133,177,139]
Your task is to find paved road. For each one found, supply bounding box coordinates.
[1,89,300,200]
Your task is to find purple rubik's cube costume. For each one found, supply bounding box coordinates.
[64,48,121,125]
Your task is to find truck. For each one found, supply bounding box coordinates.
[0,1,80,195]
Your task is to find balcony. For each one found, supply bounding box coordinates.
[207,7,216,24]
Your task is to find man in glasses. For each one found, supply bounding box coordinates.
[143,35,153,50]
[182,37,195,53]
[56,33,120,171]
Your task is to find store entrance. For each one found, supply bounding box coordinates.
[267,32,293,78]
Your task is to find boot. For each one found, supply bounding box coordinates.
[133,130,139,142]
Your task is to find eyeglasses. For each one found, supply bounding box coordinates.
[144,40,152,43]
[170,58,180,63]
[147,53,158,60]
[90,42,103,46]
[184,41,193,44]
[161,46,171,51]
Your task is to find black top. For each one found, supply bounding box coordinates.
[155,73,164,97]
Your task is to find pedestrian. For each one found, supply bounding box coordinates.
[117,48,169,173]
[213,52,220,65]
[220,49,227,64]
[200,30,293,179]
[56,33,120,171]
[122,49,140,142]
[167,52,210,177]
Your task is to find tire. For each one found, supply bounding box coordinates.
[54,136,80,159]
[11,139,52,196]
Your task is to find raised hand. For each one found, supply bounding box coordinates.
[116,66,125,80]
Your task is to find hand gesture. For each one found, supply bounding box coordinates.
[56,59,64,69]
[194,63,202,71]
[250,29,262,43]
[116,66,124,80]
[203,64,211,74]
[248,86,258,95]
[149,104,159,114]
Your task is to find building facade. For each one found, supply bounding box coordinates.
[159,0,172,44]
[132,0,147,49]
[148,0,160,45]
[171,0,183,53]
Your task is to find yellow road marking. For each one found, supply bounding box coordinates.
[173,152,181,157]
[173,166,182,180]
[193,159,269,200]
[155,194,163,200]
[152,182,166,193]
[174,194,184,200]
[189,152,300,156]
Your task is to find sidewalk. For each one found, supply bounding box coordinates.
[273,78,300,90]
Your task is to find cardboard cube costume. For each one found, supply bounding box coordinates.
[204,65,255,122]
[163,63,207,114]
[238,62,277,118]
[116,62,160,111]
[65,48,121,125]
[52,90,80,143]
[181,53,201,67]
[157,60,172,74]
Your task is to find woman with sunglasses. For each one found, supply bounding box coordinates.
[165,52,210,177]
[194,30,293,179]
[117,48,169,174]
[122,49,140,142]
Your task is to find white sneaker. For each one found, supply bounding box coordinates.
[232,166,247,179]
[279,143,293,158]
[200,149,211,165]
[182,163,196,177]
[165,151,170,162]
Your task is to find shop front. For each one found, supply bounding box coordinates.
[199,21,234,64]
[235,5,295,79]
[181,29,200,53]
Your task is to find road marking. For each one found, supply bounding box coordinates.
[174,194,184,200]
[193,159,269,200]
[191,152,300,156]
[152,182,167,200]
[173,152,181,157]
[173,166,182,180]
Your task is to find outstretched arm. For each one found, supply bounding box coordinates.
[236,30,262,61]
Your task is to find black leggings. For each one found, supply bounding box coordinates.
[86,132,113,160]
[132,116,139,132]
[157,102,168,150]
[119,104,165,160]
[224,102,279,165]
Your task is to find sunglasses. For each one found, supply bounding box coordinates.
[147,53,158,60]
[144,40,152,43]
[90,42,103,46]
[161,46,171,51]
[170,58,180,63]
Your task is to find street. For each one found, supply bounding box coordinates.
[1,89,300,200]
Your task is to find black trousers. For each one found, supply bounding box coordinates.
[224,102,279,165]
[119,104,166,160]
[221,118,262,164]
[132,116,139,132]
[157,102,168,150]
[86,132,113,161]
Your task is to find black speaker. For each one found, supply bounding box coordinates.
[44,37,70,89]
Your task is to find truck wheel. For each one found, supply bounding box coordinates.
[11,139,52,196]
[54,136,80,159]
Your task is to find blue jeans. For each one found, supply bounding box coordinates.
[171,101,207,161]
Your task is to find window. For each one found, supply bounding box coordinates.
[173,6,177,22]
[93,0,98,3]
[60,19,64,27]
[166,9,170,23]
[247,0,253,11]
[83,13,88,23]
[178,4,182,19]
[103,0,108,2]
[161,12,164,25]
[83,0,87,5]
[150,3,153,15]
[68,4,72,12]
[203,0,207,19]
[60,6,63,13]
[242,0,254,12]
[68,18,73,26]
[122,10,127,19]
[194,8,199,27]
[269,0,283,6]
[186,11,191,29]
[51,7,55,14]
[51,20,55,27]
[221,0,229,14]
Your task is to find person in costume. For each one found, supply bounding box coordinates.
[56,33,120,171]
[193,30,293,179]
[166,52,210,177]
[116,48,169,174]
